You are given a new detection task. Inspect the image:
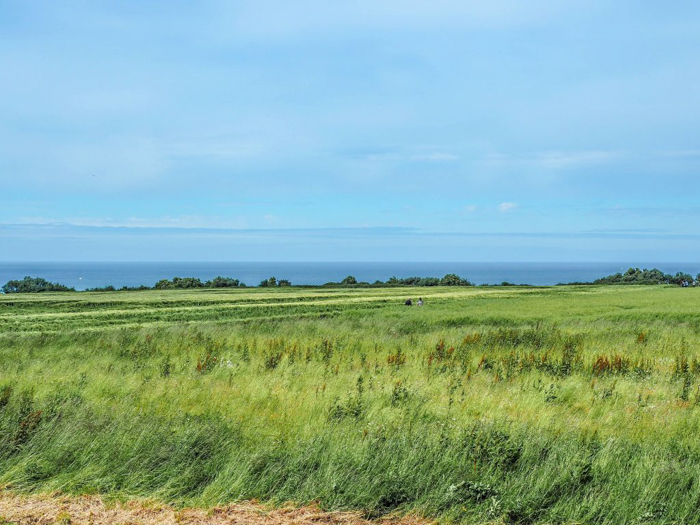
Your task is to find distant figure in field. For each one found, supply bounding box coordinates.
[404,298,412,306]
[417,298,423,306]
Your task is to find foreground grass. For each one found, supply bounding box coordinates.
[1,285,700,523]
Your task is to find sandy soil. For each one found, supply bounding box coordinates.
[0,492,426,525]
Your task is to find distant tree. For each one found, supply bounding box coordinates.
[259,277,277,287]
[341,275,357,285]
[154,279,171,289]
[87,284,151,291]
[85,285,116,292]
[593,268,673,285]
[206,276,242,288]
[176,277,203,288]
[669,272,694,286]
[154,277,204,289]
[440,273,472,286]
[440,273,461,286]
[368,275,470,287]
[278,279,292,287]
[2,276,73,293]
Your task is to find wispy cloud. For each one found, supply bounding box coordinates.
[586,228,669,235]
[607,205,700,217]
[410,152,459,162]
[345,149,459,163]
[532,150,623,169]
[219,0,570,40]
[3,222,700,262]
[4,223,699,243]
[498,202,519,212]
[483,150,624,170]
[5,216,252,229]
[0,221,420,236]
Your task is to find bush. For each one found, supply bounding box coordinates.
[206,276,243,288]
[154,277,204,289]
[2,276,73,293]
[259,277,277,288]
[440,273,473,286]
[381,275,468,287]
[669,272,694,286]
[259,277,291,287]
[592,268,695,286]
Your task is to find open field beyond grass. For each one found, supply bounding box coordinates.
[1,285,700,524]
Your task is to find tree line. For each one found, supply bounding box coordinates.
[2,269,699,293]
[1,273,474,293]
[320,273,473,287]
[564,268,699,286]
[1,276,75,293]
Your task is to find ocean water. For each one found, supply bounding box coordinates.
[0,262,698,291]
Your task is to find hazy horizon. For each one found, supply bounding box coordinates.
[3,261,698,290]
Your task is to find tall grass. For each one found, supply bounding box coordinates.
[1,285,700,523]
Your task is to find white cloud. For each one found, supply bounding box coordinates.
[533,150,622,169]
[482,150,623,170]
[498,202,519,212]
[411,152,459,162]
[213,0,578,41]
[352,150,459,163]
[5,215,252,229]
[464,205,478,213]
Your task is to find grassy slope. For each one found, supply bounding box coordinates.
[1,285,700,524]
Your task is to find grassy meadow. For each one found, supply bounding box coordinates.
[1,285,700,523]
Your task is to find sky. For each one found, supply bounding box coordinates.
[1,0,699,262]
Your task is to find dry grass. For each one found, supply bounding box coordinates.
[0,492,427,525]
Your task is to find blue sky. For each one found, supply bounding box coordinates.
[1,1,699,261]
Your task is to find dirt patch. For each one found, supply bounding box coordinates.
[0,492,426,525]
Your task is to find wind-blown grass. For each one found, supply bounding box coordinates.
[1,285,699,523]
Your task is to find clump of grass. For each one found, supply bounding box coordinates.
[196,353,218,373]
[386,347,406,367]
[54,511,71,524]
[0,387,11,409]
[592,354,630,376]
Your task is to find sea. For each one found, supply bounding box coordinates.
[0,262,698,291]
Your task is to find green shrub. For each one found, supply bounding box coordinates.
[2,276,73,293]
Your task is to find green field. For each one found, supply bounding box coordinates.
[1,285,700,523]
